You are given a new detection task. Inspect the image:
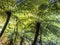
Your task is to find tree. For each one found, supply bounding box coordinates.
[32,21,41,45]
[0,11,11,37]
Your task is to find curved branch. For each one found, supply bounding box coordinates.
[0,11,11,37]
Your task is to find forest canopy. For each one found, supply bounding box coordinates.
[0,0,60,45]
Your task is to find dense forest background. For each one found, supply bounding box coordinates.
[0,0,60,45]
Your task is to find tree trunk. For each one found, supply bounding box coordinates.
[32,22,40,45]
[40,29,42,45]
[20,36,24,45]
[0,11,11,37]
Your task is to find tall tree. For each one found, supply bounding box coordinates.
[0,11,11,37]
[32,21,40,45]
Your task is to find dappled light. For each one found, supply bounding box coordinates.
[0,0,60,45]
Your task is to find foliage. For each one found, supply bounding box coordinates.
[0,0,60,45]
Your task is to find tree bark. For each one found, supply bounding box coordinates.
[0,11,11,37]
[32,22,40,45]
